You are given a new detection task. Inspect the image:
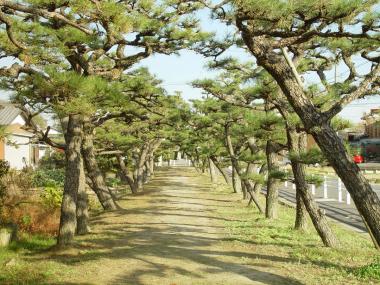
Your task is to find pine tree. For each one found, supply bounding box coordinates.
[0,0,208,246]
[209,0,380,248]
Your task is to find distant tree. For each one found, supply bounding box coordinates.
[0,0,208,246]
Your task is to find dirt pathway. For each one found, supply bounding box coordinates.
[49,168,302,285]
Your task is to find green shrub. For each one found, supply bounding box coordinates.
[40,186,63,209]
[0,160,10,199]
[21,214,32,227]
[39,151,65,170]
[106,177,122,188]
[0,160,10,177]
[32,169,65,188]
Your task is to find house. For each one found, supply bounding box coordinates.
[362,108,380,138]
[0,101,40,169]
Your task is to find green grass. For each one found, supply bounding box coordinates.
[213,183,380,285]
[354,258,380,280]
[8,233,56,251]
[0,234,64,285]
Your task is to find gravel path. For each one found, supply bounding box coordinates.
[50,168,301,285]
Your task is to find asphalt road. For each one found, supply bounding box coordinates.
[185,163,378,233]
[278,176,380,232]
[224,166,379,232]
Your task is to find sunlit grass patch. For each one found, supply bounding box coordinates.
[215,188,380,284]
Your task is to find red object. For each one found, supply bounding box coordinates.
[353,155,363,164]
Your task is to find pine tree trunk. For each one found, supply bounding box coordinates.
[265,140,279,219]
[294,134,308,231]
[135,145,149,190]
[209,157,217,184]
[254,165,267,195]
[82,126,117,210]
[143,162,150,183]
[242,163,256,200]
[210,156,231,185]
[57,114,83,246]
[225,125,263,212]
[238,34,378,247]
[232,166,242,193]
[149,156,155,177]
[294,190,308,231]
[135,167,145,189]
[245,180,264,213]
[76,156,90,235]
[313,126,380,245]
[241,181,248,199]
[116,154,138,194]
[288,130,339,247]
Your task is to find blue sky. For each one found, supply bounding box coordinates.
[137,50,379,123]
[134,9,380,123]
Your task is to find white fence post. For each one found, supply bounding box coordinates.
[292,182,296,190]
[285,181,288,187]
[346,191,351,205]
[323,175,328,199]
[338,178,342,202]
[311,184,315,195]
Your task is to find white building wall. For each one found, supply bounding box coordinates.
[12,115,26,125]
[4,135,31,170]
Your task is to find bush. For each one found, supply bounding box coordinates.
[2,203,60,235]
[0,159,10,177]
[32,168,65,188]
[1,168,34,195]
[0,160,10,200]
[40,186,62,209]
[106,177,123,188]
[39,151,65,170]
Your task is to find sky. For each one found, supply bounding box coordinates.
[133,8,380,124]
[135,49,380,123]
[1,8,379,123]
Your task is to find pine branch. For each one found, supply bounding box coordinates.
[0,0,93,35]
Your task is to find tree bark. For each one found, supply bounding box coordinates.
[294,189,308,231]
[241,181,248,199]
[210,155,231,185]
[294,134,308,231]
[265,140,280,219]
[116,154,138,194]
[143,162,150,183]
[238,31,379,248]
[57,114,83,246]
[134,144,150,190]
[76,156,90,235]
[149,156,155,177]
[209,157,217,184]
[287,130,339,247]
[231,166,242,193]
[82,124,117,210]
[225,124,264,213]
[254,164,267,195]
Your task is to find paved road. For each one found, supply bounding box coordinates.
[224,166,379,232]
[279,176,380,232]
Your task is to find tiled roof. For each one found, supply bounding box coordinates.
[0,101,21,125]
